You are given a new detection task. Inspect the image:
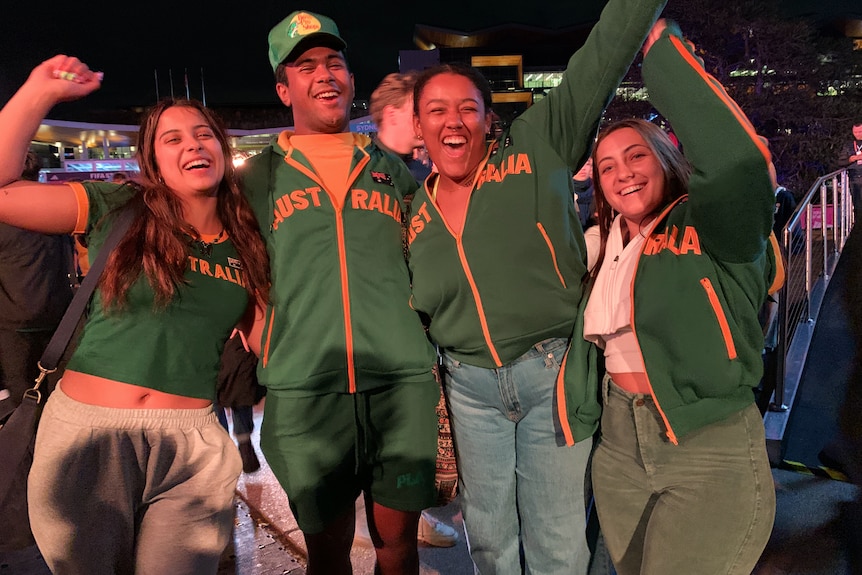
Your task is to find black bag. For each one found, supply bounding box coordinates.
[0,205,135,551]
[0,390,42,550]
[217,330,265,408]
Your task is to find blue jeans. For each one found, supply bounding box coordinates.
[443,338,593,574]
[592,376,775,575]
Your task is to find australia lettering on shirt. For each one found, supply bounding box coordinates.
[271,186,402,231]
[188,255,246,287]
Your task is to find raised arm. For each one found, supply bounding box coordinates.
[0,55,102,233]
[528,0,668,169]
[642,21,774,262]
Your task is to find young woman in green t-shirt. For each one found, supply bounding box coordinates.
[0,55,269,574]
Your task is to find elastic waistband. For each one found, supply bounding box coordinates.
[49,383,217,430]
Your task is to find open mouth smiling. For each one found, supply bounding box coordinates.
[183,159,211,171]
[620,184,644,196]
[315,90,340,100]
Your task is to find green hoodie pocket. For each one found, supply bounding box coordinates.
[536,222,567,288]
[699,278,738,360]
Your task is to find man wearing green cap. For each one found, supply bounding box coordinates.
[241,10,439,575]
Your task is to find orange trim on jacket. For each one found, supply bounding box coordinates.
[629,199,684,445]
[554,348,576,446]
[669,36,771,164]
[281,134,371,394]
[767,232,786,295]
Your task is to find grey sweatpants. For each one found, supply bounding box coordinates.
[28,384,242,575]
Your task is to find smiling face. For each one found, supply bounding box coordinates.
[853,123,862,140]
[278,46,355,135]
[414,72,492,186]
[595,126,667,234]
[152,106,225,200]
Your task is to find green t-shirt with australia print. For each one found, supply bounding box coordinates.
[65,181,249,401]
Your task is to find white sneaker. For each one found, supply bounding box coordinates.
[417,512,459,547]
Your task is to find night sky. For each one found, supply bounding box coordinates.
[0,0,859,117]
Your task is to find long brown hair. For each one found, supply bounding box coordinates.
[99,99,270,310]
[589,118,690,281]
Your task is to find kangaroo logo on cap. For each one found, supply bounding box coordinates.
[287,13,322,38]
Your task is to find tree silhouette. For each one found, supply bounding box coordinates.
[604,0,862,195]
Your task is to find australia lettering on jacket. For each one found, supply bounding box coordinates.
[271,186,402,231]
[407,153,533,243]
[476,153,533,189]
[407,201,433,243]
[188,256,246,287]
[642,225,702,256]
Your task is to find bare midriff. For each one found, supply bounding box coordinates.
[61,370,211,409]
[607,371,652,395]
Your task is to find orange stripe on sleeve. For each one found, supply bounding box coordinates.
[668,36,771,164]
[68,181,90,234]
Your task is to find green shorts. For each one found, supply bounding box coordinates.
[260,379,439,534]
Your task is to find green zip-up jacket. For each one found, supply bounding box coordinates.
[241,133,436,395]
[613,26,781,443]
[407,0,667,444]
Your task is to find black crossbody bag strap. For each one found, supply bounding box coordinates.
[0,203,136,502]
[33,204,137,391]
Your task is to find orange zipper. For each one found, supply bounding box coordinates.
[262,306,276,368]
[283,148,370,394]
[456,237,503,367]
[629,199,686,445]
[335,207,357,393]
[536,222,567,288]
[699,278,738,360]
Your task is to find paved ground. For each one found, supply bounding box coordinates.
[218,497,306,575]
[2,412,858,575]
[215,405,860,575]
[220,405,474,574]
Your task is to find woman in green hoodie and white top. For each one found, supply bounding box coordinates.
[584,20,779,575]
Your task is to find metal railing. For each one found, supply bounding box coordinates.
[771,168,855,411]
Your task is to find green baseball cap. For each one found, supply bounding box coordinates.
[268,10,347,72]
